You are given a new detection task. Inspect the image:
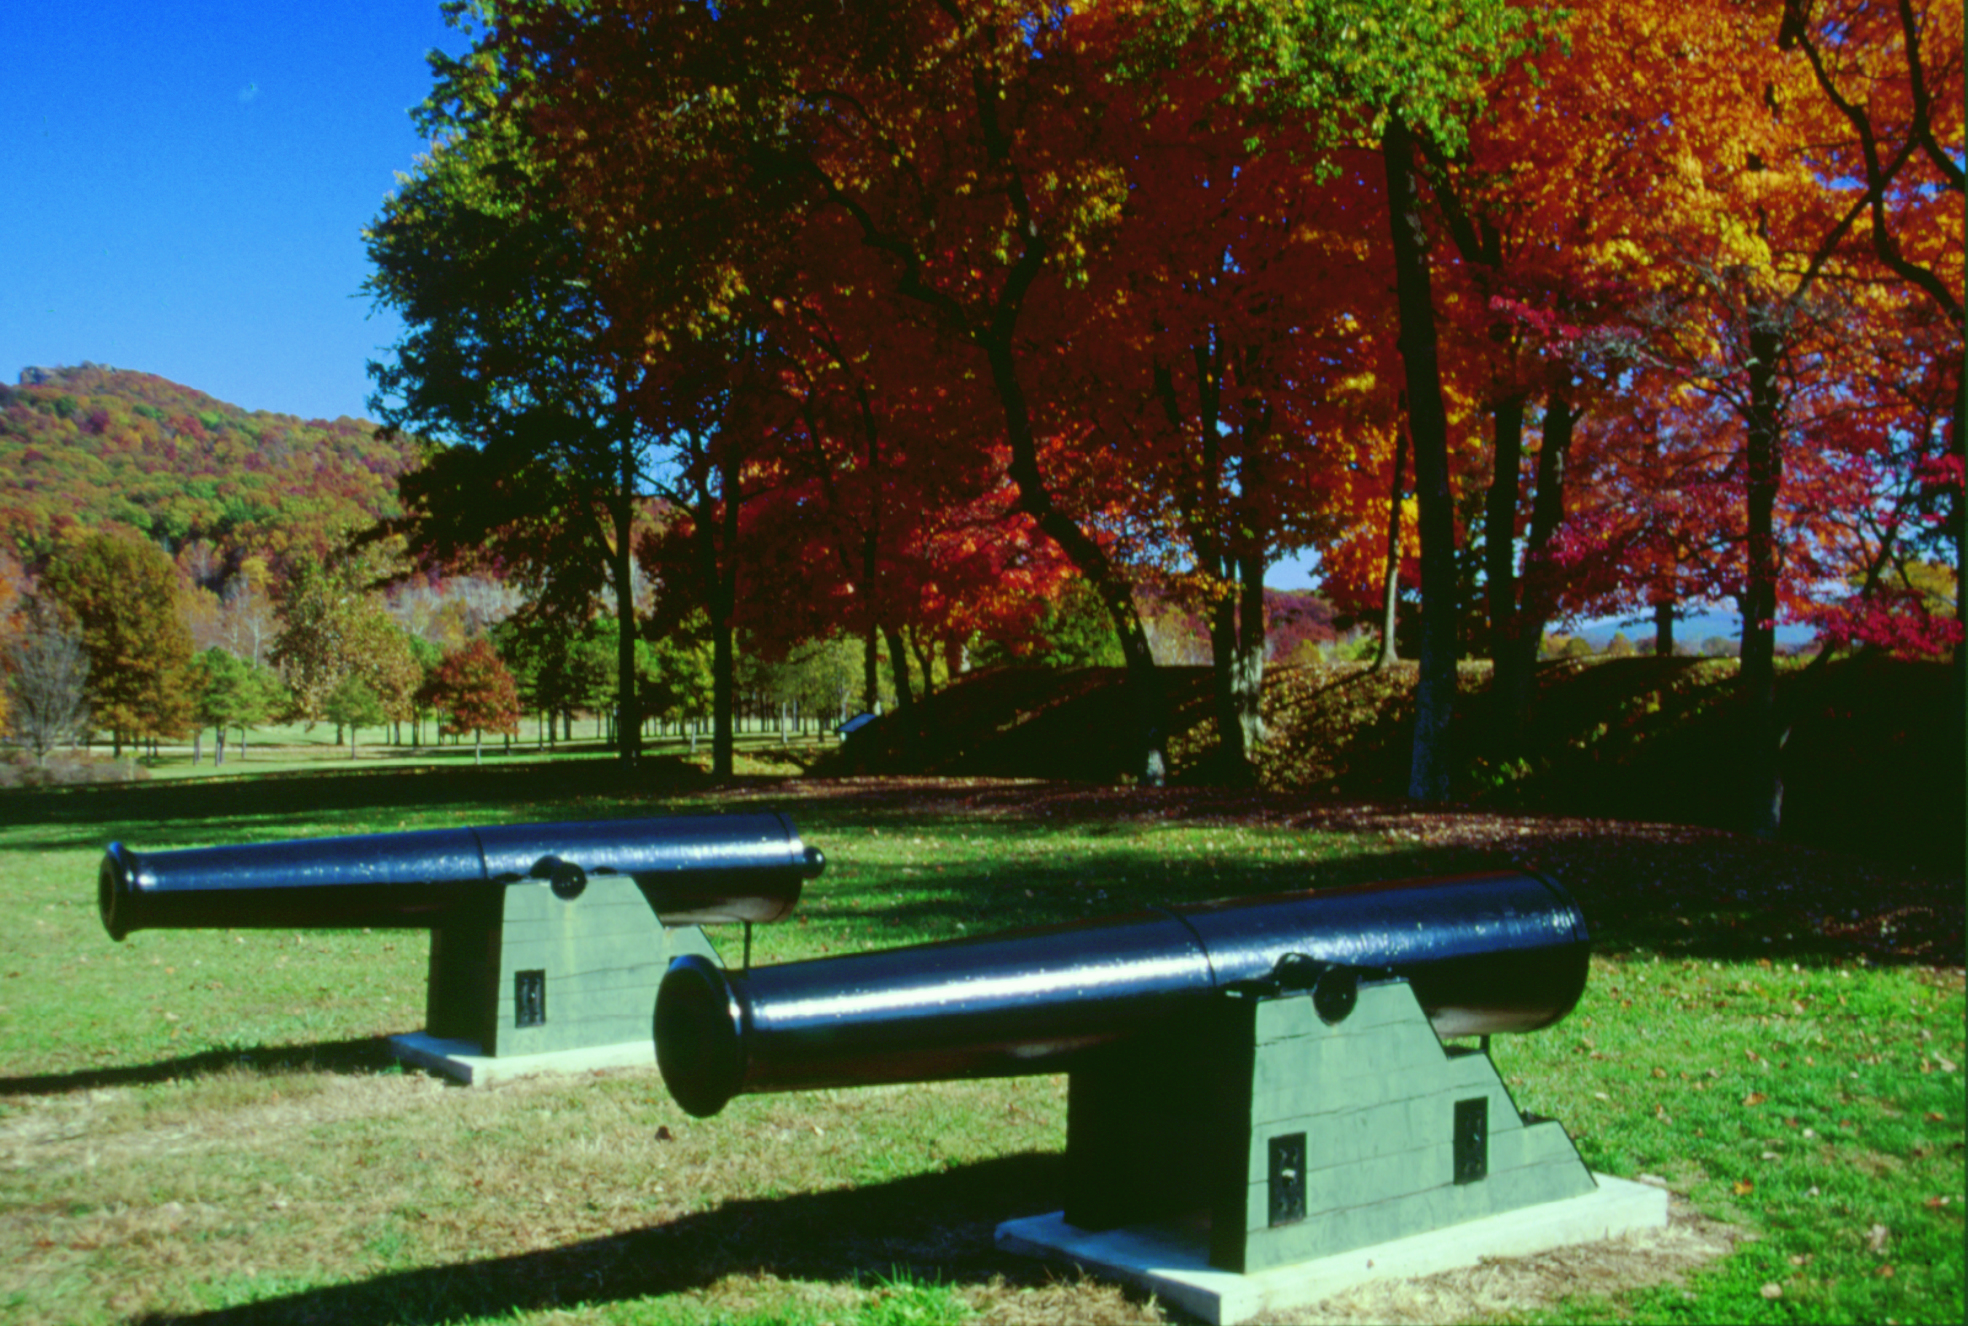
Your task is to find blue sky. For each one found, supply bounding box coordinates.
[0,3,1342,589]
[0,2,464,423]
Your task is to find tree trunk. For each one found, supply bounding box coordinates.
[1740,319,1786,838]
[192,731,202,766]
[863,624,881,715]
[972,169,1165,783]
[473,728,483,766]
[1514,387,1578,699]
[884,626,914,711]
[1383,112,1459,802]
[1235,553,1270,775]
[1654,600,1676,657]
[1374,422,1409,671]
[909,632,936,699]
[712,443,742,778]
[1485,391,1530,759]
[610,444,642,766]
[215,728,225,767]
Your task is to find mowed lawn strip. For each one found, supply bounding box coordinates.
[0,764,1960,1324]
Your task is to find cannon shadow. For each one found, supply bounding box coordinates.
[0,1036,409,1098]
[132,1151,1079,1326]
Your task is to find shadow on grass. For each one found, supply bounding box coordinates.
[0,756,731,852]
[0,1036,411,1098]
[137,1151,1073,1326]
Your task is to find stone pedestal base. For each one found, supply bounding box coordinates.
[388,1030,654,1086]
[995,1174,1669,1326]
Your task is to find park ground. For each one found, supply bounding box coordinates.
[0,656,1961,1324]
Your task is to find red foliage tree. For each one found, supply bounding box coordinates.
[422,638,521,765]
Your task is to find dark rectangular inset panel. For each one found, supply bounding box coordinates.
[1454,1096,1488,1185]
[515,969,547,1028]
[1268,1132,1307,1226]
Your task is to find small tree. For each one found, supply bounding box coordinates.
[188,647,274,766]
[41,531,194,756]
[422,639,521,765]
[5,602,91,765]
[323,673,388,760]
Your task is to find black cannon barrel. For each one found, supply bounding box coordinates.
[655,870,1588,1118]
[101,812,825,940]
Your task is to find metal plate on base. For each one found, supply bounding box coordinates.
[995,1174,1670,1326]
[388,1031,655,1086]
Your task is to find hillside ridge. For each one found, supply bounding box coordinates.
[2,363,420,569]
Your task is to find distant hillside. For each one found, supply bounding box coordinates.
[0,363,421,569]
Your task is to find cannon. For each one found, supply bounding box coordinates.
[101,813,823,939]
[655,869,1587,1117]
[654,869,1666,1304]
[99,813,824,1079]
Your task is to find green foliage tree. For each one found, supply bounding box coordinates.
[364,12,656,766]
[640,615,716,733]
[40,530,194,756]
[422,637,522,765]
[323,673,388,759]
[187,646,268,766]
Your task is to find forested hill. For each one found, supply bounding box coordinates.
[0,363,421,566]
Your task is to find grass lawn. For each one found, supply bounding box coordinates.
[0,757,1960,1324]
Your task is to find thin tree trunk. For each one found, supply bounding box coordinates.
[474,728,483,766]
[1383,111,1459,802]
[1512,386,1578,721]
[909,632,936,699]
[1485,391,1530,759]
[609,473,641,766]
[863,625,881,716]
[1741,320,1785,838]
[1374,423,1409,671]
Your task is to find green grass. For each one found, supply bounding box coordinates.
[1,757,1961,1324]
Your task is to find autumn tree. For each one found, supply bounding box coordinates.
[422,637,522,764]
[271,554,421,735]
[513,0,1177,783]
[40,530,193,756]
[1153,0,1535,799]
[1043,5,1399,777]
[1776,0,1964,661]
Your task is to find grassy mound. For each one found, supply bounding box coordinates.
[825,656,1964,869]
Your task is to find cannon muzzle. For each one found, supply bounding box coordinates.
[101,812,825,940]
[656,870,1587,1117]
